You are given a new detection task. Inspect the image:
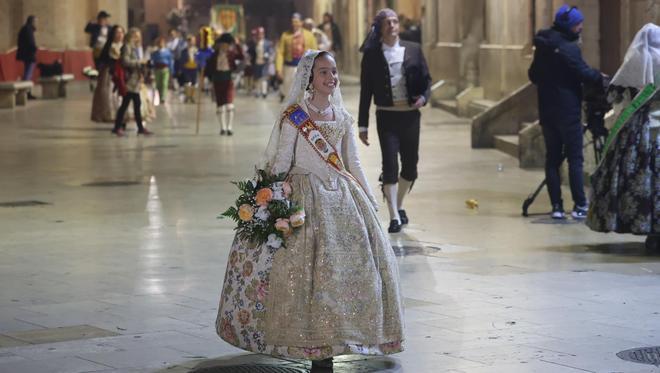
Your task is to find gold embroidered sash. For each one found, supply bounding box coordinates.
[283,104,357,184]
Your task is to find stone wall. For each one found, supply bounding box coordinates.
[0,0,127,52]
[144,0,179,41]
[480,0,531,100]
[421,0,660,104]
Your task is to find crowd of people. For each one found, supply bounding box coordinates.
[81,10,345,137]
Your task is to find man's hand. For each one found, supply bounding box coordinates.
[359,131,370,146]
[413,96,425,109]
[276,72,283,81]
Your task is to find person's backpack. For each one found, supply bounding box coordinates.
[37,61,63,77]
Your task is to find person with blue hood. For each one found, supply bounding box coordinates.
[528,4,603,220]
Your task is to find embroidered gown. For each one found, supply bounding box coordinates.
[587,89,660,235]
[216,103,404,360]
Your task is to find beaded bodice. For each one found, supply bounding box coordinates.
[314,120,345,148]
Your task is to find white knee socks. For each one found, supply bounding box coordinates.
[226,103,234,132]
[216,104,235,132]
[398,178,413,209]
[383,183,400,224]
[216,106,227,132]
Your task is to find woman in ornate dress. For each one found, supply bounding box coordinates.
[587,23,660,252]
[216,50,404,368]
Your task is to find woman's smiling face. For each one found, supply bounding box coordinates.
[311,53,338,96]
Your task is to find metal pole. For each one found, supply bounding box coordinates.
[195,71,203,135]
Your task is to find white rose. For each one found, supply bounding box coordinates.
[266,233,282,249]
[270,182,285,200]
[254,205,270,221]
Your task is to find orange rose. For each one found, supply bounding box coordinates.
[255,188,273,206]
[238,204,254,221]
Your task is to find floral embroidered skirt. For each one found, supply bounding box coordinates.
[587,100,660,235]
[216,172,404,360]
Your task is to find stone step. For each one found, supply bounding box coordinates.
[436,99,458,114]
[494,135,519,159]
[467,99,497,117]
[520,121,537,130]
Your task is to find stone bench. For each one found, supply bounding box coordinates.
[39,74,74,99]
[0,81,34,109]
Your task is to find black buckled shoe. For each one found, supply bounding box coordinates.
[398,209,409,225]
[646,235,660,254]
[311,358,333,369]
[388,219,402,233]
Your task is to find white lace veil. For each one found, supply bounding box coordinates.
[258,49,347,171]
[611,23,660,89]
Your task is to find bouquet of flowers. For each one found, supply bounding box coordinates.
[221,169,305,249]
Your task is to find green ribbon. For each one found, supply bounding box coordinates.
[602,83,658,157]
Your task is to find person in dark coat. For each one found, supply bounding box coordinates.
[85,11,112,68]
[528,5,603,220]
[358,8,432,233]
[16,15,38,99]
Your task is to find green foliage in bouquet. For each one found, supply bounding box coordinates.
[220,170,304,248]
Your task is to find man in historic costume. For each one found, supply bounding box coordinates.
[358,8,432,233]
[205,33,244,136]
[275,13,317,102]
[85,11,112,68]
[528,5,603,220]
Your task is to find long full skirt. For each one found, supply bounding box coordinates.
[587,99,660,235]
[91,67,118,123]
[216,171,404,360]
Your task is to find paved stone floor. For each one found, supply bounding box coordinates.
[0,82,659,373]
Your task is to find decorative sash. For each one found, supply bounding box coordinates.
[282,104,358,184]
[601,83,658,157]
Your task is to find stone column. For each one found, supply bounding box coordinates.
[480,0,531,99]
[20,0,74,50]
[94,0,129,29]
[332,0,367,76]
[0,0,127,51]
[422,0,462,98]
[0,0,23,52]
[312,0,334,24]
